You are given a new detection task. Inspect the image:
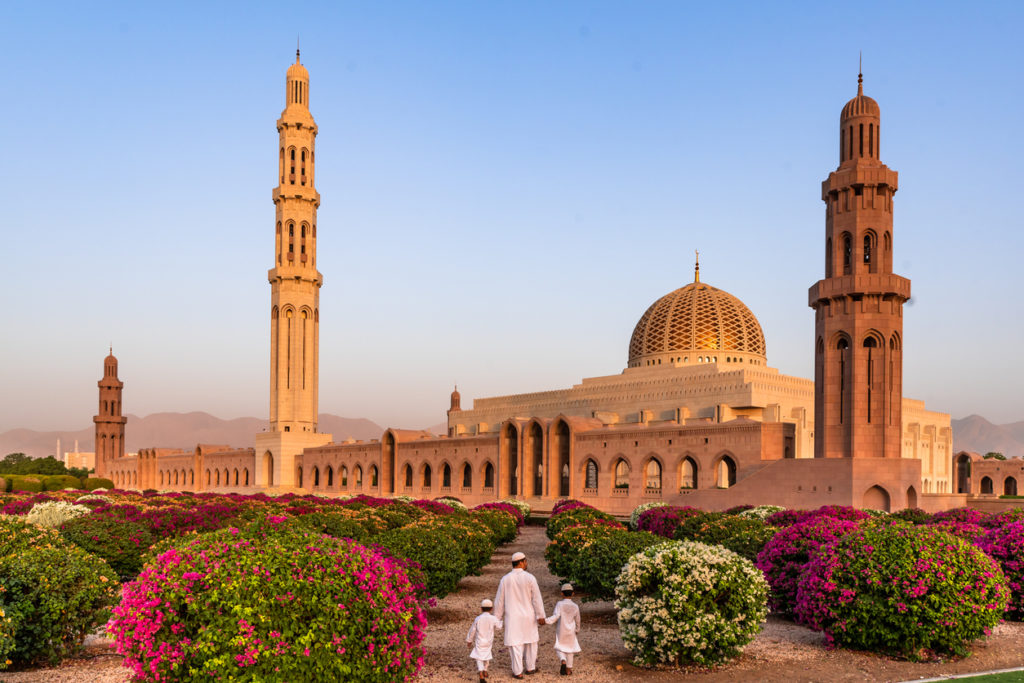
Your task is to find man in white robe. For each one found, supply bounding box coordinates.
[493,551,546,678]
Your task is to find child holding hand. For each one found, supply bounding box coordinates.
[467,598,503,681]
[545,583,581,676]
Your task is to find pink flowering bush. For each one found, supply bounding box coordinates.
[890,507,931,525]
[982,507,1024,529]
[411,499,457,515]
[551,499,590,515]
[473,502,525,527]
[108,524,426,682]
[637,505,702,538]
[546,505,616,540]
[766,505,870,528]
[60,515,154,580]
[795,525,1008,659]
[929,520,987,543]
[755,516,860,615]
[977,521,1024,619]
[930,507,991,526]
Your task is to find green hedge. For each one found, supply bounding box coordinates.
[84,477,115,491]
[8,476,43,493]
[43,475,83,491]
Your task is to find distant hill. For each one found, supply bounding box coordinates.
[0,412,386,459]
[952,415,1024,459]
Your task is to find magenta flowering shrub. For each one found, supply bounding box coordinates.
[411,499,457,515]
[890,507,931,525]
[60,515,154,580]
[552,499,590,515]
[108,525,426,682]
[982,507,1024,529]
[765,508,812,527]
[795,525,1008,659]
[766,505,869,528]
[473,502,525,526]
[1,500,33,516]
[929,520,987,543]
[755,516,860,615]
[977,521,1024,619]
[930,507,991,526]
[637,505,702,538]
[546,505,617,540]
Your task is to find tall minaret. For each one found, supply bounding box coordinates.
[809,71,909,459]
[268,49,322,435]
[93,349,126,477]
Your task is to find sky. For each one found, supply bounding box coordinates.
[1,1,1022,433]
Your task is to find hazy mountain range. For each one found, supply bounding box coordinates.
[2,412,1021,461]
[0,412,398,459]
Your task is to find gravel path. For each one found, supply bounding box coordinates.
[5,525,1024,682]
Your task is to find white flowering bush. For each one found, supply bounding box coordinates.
[500,499,531,520]
[75,494,112,505]
[630,501,668,530]
[614,541,768,667]
[738,505,786,521]
[435,496,467,511]
[25,501,91,529]
[391,494,415,503]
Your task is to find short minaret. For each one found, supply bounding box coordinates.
[93,349,126,477]
[269,48,322,435]
[255,51,331,488]
[809,71,909,459]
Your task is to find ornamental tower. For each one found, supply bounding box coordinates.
[93,349,126,477]
[269,49,322,434]
[809,71,909,459]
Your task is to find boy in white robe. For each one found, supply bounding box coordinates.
[467,598,502,681]
[545,583,581,676]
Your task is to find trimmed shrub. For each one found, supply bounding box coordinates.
[60,515,154,580]
[546,506,617,540]
[615,541,768,667]
[570,528,662,601]
[9,477,43,493]
[471,509,518,545]
[434,495,467,511]
[629,501,668,530]
[545,522,622,582]
[84,477,115,491]
[74,493,113,509]
[637,505,702,538]
[977,521,1024,619]
[434,515,497,576]
[474,502,525,527]
[929,520,987,542]
[675,514,776,562]
[500,498,531,521]
[738,505,786,521]
[376,521,467,598]
[890,507,931,525]
[42,475,83,491]
[108,526,426,682]
[755,516,861,615]
[26,500,91,528]
[930,507,990,526]
[552,498,588,515]
[796,525,1008,659]
[293,510,374,542]
[0,545,119,666]
[410,499,457,515]
[0,516,72,556]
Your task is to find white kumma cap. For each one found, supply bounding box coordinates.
[511,552,526,562]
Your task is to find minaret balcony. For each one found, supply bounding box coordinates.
[821,166,898,199]
[808,273,910,306]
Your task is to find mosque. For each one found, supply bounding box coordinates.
[95,52,996,513]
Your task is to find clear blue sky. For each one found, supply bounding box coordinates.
[2,1,1022,433]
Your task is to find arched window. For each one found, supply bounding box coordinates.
[837,338,850,422]
[681,457,697,489]
[404,464,413,488]
[423,463,432,488]
[462,463,473,488]
[243,469,249,486]
[842,233,852,273]
[981,476,993,494]
[340,466,348,487]
[863,234,872,265]
[233,469,239,486]
[614,459,630,489]
[313,466,320,488]
[326,466,334,488]
[1005,477,1018,496]
[370,465,379,487]
[645,459,662,490]
[585,459,598,490]
[716,456,737,488]
[484,462,494,488]
[354,465,363,487]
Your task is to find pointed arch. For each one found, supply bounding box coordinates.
[340,465,349,488]
[981,476,993,495]
[354,464,363,488]
[714,454,737,488]
[862,484,891,512]
[584,458,599,491]
[680,455,698,489]
[552,418,572,497]
[403,462,413,489]
[462,462,473,489]
[442,461,452,489]
[326,465,334,488]
[421,462,432,490]
[613,457,631,489]
[643,455,662,491]
[312,466,320,488]
[369,464,379,488]
[1005,477,1018,496]
[483,461,495,489]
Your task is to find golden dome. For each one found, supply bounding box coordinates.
[628,280,766,368]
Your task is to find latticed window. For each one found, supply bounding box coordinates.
[614,459,630,488]
[585,460,598,489]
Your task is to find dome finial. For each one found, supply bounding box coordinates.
[694,250,700,283]
[296,35,301,62]
[857,51,863,96]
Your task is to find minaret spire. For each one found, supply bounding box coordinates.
[858,52,863,95]
[694,250,700,283]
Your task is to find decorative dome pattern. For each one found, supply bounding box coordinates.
[628,282,766,366]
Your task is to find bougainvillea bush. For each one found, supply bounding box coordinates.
[615,541,768,667]
[546,505,617,540]
[977,520,1024,619]
[1,544,119,666]
[674,513,777,561]
[636,505,702,539]
[738,505,786,521]
[795,525,1008,659]
[755,515,860,615]
[108,524,427,682]
[929,507,990,526]
[568,528,663,601]
[890,507,931,525]
[471,508,519,545]
[60,514,154,580]
[474,502,525,528]
[551,499,589,515]
[376,519,468,597]
[545,522,622,581]
[629,501,667,530]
